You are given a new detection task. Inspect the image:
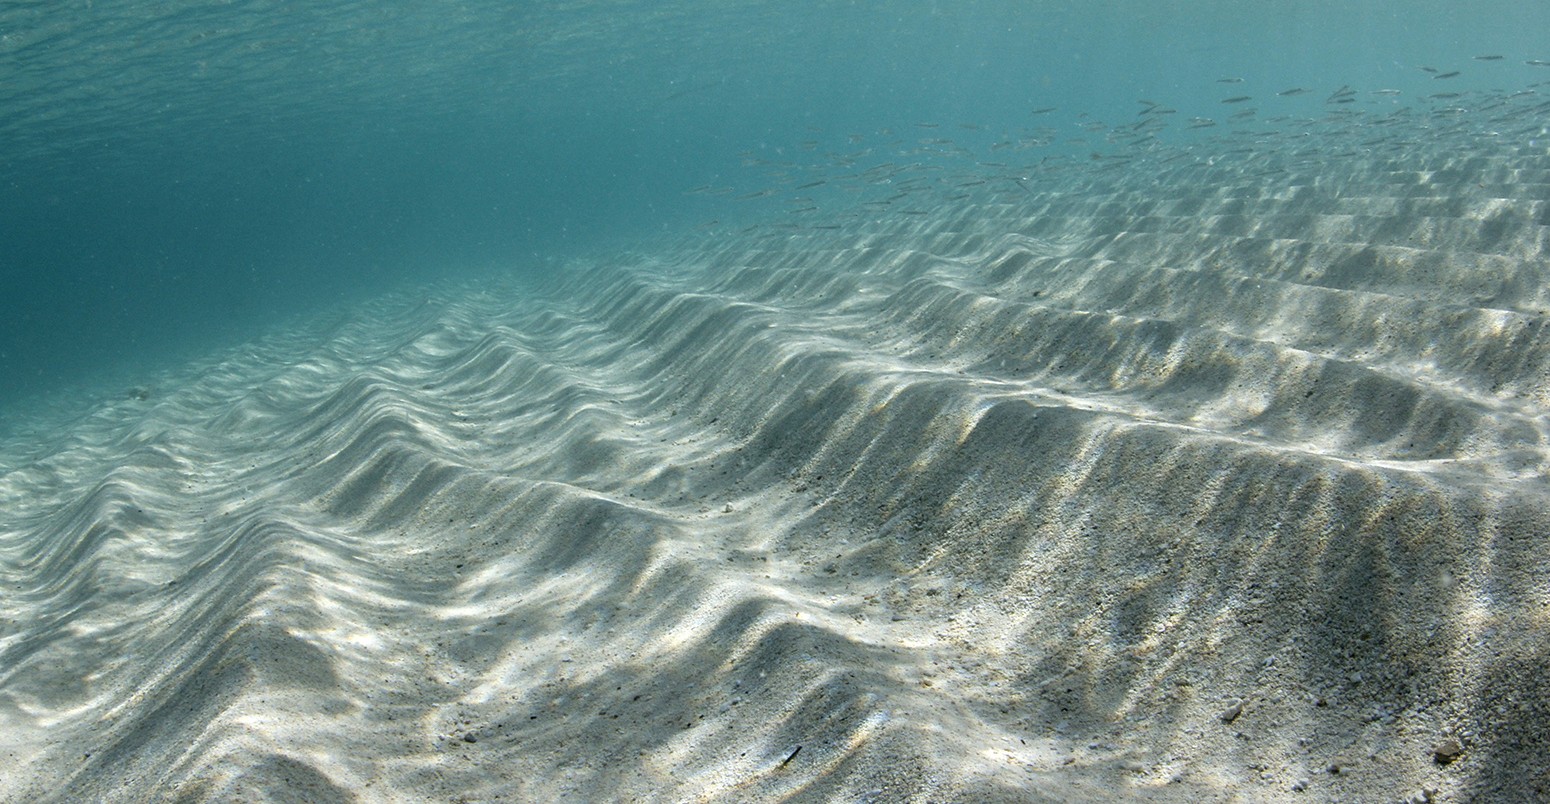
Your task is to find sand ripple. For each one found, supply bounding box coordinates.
[3,141,1550,801]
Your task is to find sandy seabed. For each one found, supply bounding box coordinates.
[3,138,1550,802]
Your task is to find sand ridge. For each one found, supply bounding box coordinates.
[3,98,1550,801]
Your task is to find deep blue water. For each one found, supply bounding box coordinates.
[2,0,1546,410]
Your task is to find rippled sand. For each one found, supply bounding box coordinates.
[3,137,1550,801]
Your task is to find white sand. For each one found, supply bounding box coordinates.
[3,129,1550,802]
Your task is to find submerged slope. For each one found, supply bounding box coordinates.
[3,116,1550,802]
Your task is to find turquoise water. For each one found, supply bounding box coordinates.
[5,4,1550,799]
[1,0,1546,407]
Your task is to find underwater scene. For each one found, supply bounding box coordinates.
[2,0,1549,800]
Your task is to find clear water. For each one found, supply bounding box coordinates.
[2,0,1546,409]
